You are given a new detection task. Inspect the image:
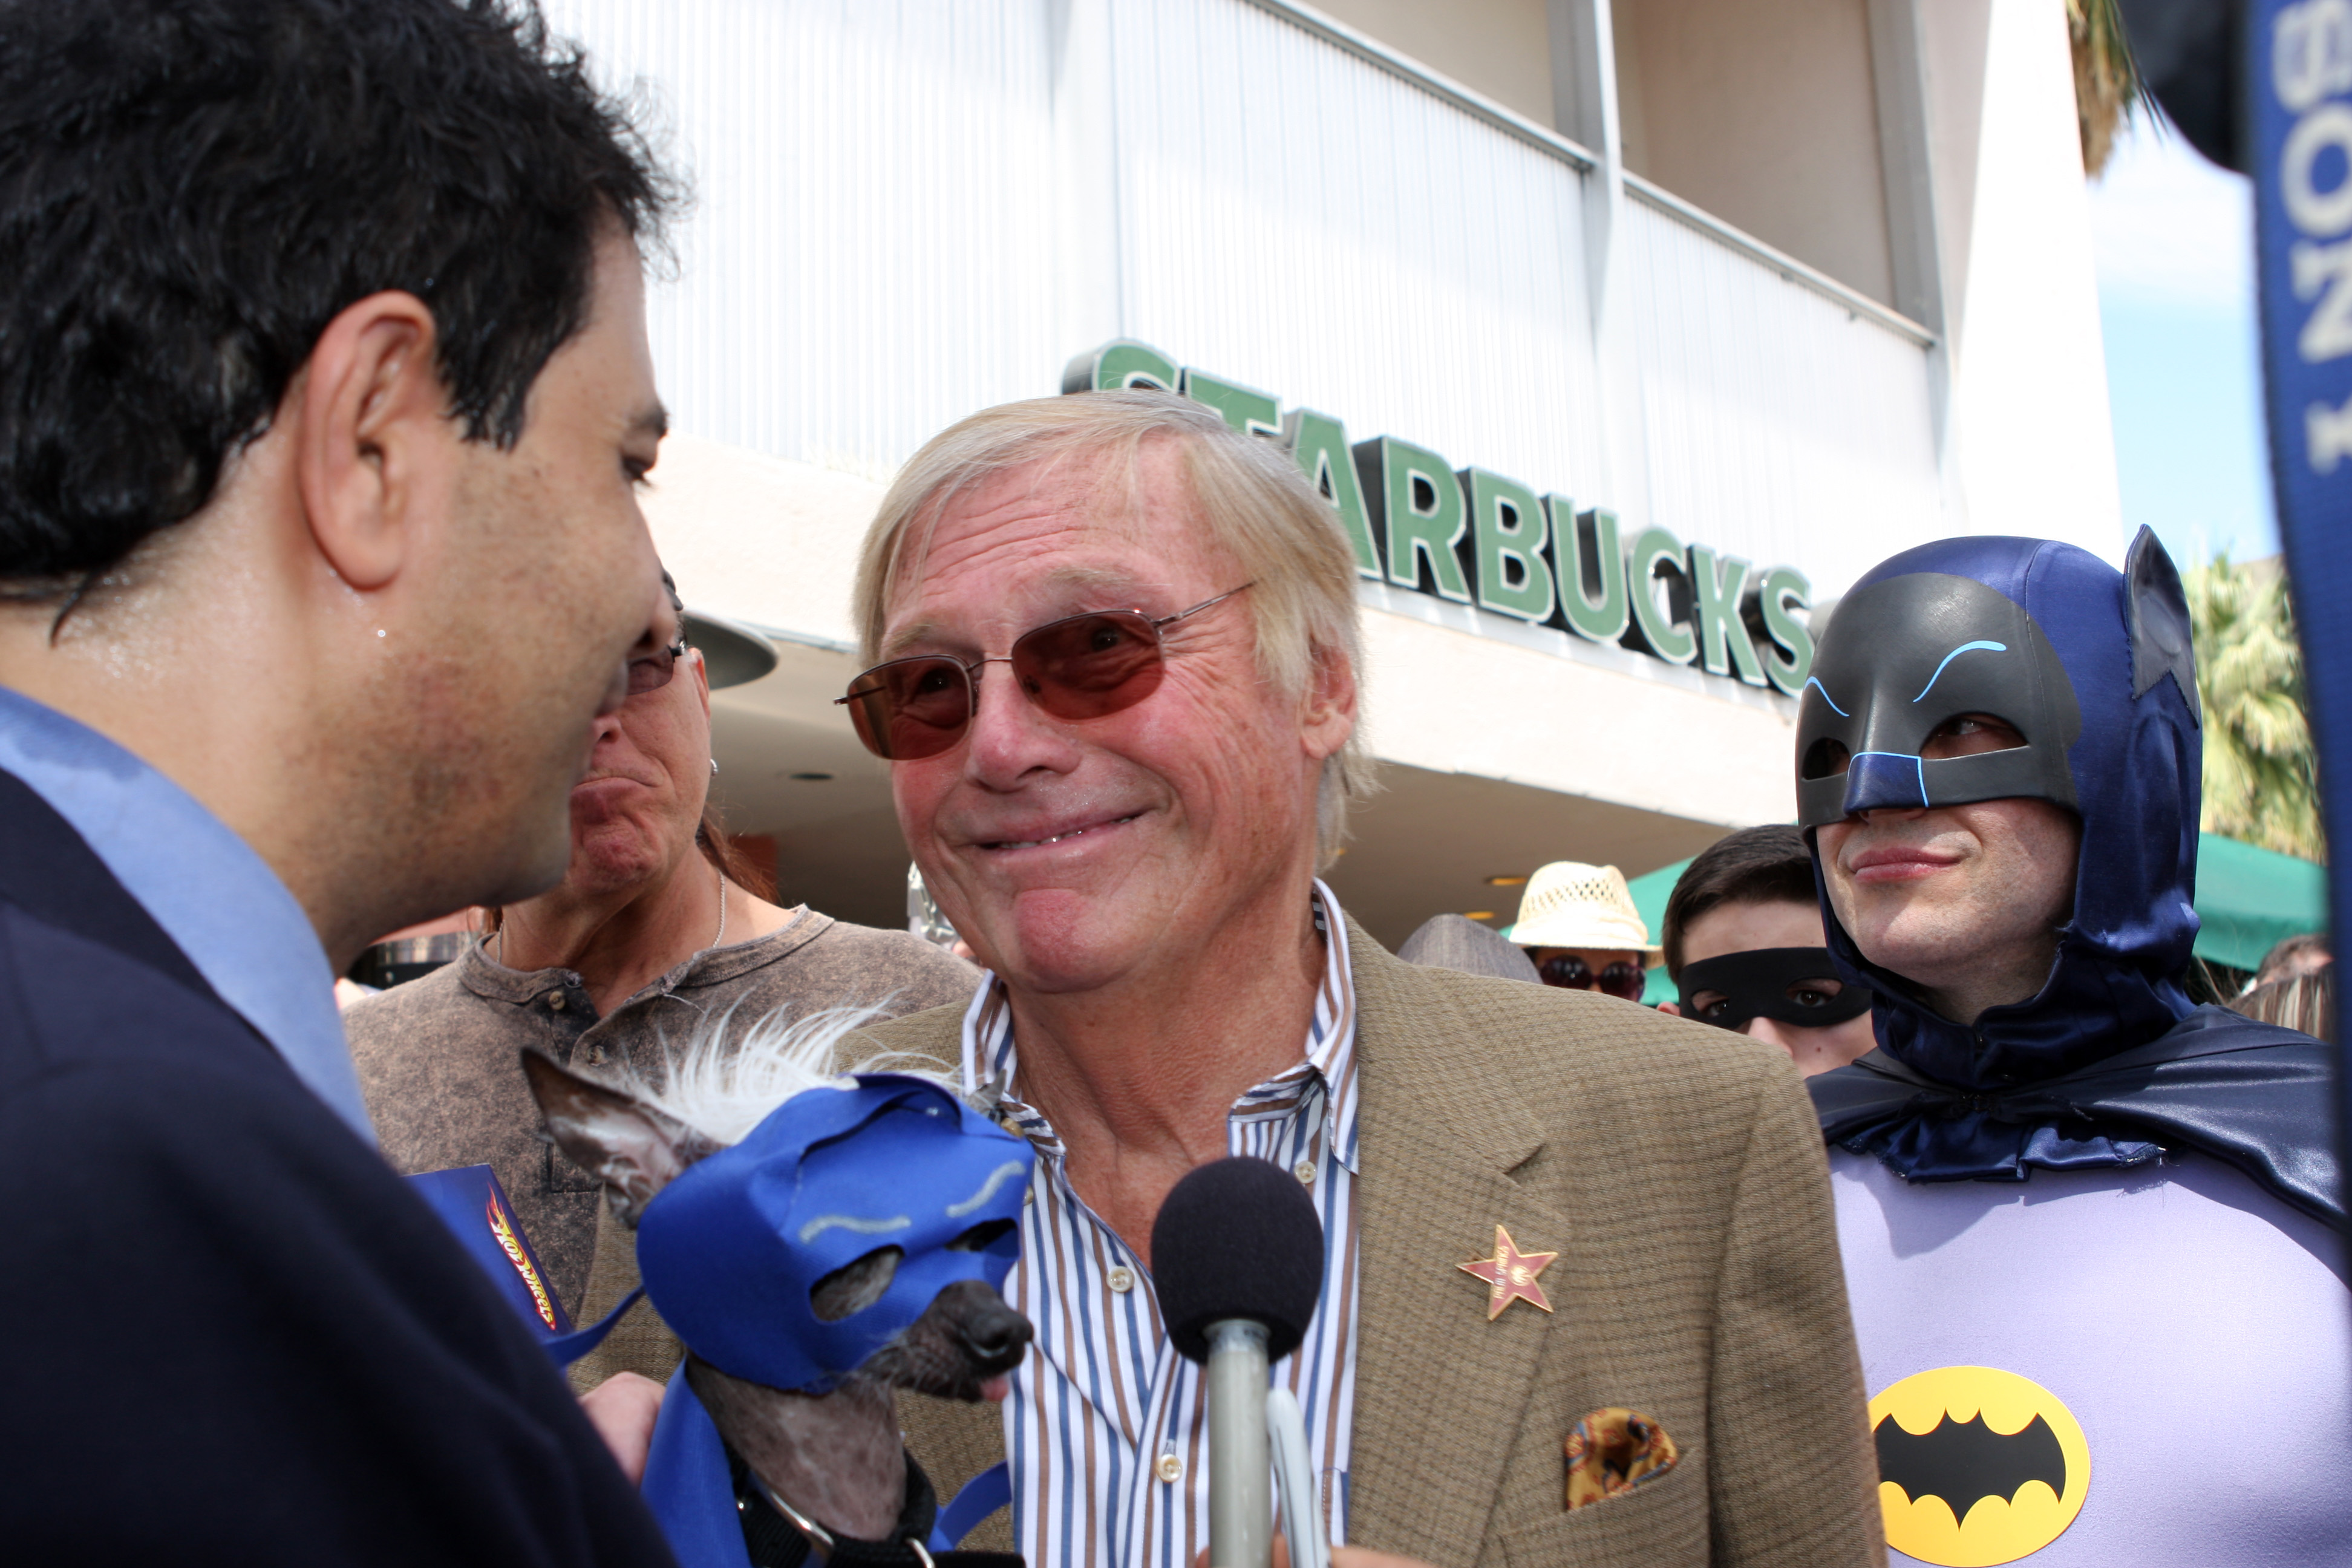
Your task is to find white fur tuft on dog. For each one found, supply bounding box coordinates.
[606,999,955,1149]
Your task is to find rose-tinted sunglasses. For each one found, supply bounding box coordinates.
[627,633,690,697]
[1538,954,1649,1002]
[835,585,1252,761]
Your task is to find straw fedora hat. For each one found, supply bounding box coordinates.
[1501,861,1662,959]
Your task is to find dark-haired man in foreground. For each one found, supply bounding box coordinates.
[0,1,679,1561]
[1800,532,2347,1563]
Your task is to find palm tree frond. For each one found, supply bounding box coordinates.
[2069,0,2142,175]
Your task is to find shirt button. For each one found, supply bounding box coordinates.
[547,993,566,1011]
[1155,1453,1184,1485]
[1106,1266,1135,1293]
[584,1046,607,1067]
[1293,1160,1317,1186]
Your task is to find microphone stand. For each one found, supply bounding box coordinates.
[1204,1318,1272,1568]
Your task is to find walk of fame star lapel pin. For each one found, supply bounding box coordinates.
[1458,1224,1558,1321]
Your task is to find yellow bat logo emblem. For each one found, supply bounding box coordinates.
[1870,1366,2089,1565]
[486,1194,560,1331]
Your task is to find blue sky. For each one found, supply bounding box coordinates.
[2088,119,2278,566]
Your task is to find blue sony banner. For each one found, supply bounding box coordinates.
[2250,0,2352,1224]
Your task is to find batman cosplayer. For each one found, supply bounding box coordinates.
[1797,531,2348,1567]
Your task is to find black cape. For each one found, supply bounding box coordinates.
[1809,1005,2341,1225]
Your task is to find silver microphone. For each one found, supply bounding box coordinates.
[1204,1319,1274,1568]
[1151,1158,1327,1568]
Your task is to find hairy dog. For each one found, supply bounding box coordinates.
[524,1007,1031,1547]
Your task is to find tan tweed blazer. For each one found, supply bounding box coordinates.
[576,918,1883,1567]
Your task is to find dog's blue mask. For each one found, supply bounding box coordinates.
[634,1074,1032,1393]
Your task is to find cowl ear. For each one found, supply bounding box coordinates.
[2124,525,2201,728]
[520,1050,720,1227]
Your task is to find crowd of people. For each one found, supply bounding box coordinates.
[0,2,2341,1566]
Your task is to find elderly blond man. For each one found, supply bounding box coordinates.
[814,391,1881,1568]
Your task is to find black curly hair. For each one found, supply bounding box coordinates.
[0,0,679,599]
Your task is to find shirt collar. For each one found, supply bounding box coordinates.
[461,904,829,1007]
[956,879,1360,1171]
[0,688,371,1140]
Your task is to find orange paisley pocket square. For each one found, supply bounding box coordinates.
[1563,1407,1680,1510]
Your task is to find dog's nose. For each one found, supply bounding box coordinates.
[958,1301,1034,1364]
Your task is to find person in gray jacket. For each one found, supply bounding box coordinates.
[347,573,974,1379]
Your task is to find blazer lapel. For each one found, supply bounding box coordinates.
[0,766,221,1004]
[1343,923,1570,1562]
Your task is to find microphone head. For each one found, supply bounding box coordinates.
[1151,1156,1325,1363]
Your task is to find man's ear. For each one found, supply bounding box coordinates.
[1299,642,1358,761]
[291,290,447,592]
[520,1050,716,1227]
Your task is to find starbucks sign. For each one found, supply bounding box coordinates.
[1063,339,1817,698]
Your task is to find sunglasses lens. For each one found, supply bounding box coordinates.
[1013,612,1166,720]
[626,648,675,697]
[1539,955,1593,990]
[1599,962,1648,1002]
[844,657,972,760]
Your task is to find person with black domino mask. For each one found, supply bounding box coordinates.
[1657,825,1875,1076]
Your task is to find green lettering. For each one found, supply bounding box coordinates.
[1286,410,1381,579]
[1687,545,1767,685]
[1550,501,1628,644]
[1180,368,1281,437]
[1060,339,1178,393]
[1463,468,1555,622]
[1624,525,1696,664]
[1353,437,1471,603]
[1751,566,1815,697]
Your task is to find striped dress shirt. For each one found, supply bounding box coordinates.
[955,881,1362,1568]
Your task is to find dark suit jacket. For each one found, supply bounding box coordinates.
[878,921,1884,1568]
[0,773,676,1566]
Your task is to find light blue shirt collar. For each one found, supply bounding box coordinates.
[0,688,373,1140]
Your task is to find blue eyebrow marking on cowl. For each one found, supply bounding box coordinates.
[1912,640,2007,703]
[1804,677,1849,716]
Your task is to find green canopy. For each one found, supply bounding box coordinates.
[1617,832,2325,1004]
[1624,858,1691,1006]
[2189,832,2328,972]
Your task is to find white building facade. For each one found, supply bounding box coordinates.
[544,0,2122,944]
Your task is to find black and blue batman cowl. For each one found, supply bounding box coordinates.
[1798,529,2341,1224]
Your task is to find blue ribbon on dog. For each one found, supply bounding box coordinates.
[930,1463,1013,1553]
[642,1364,756,1568]
[543,1284,645,1367]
